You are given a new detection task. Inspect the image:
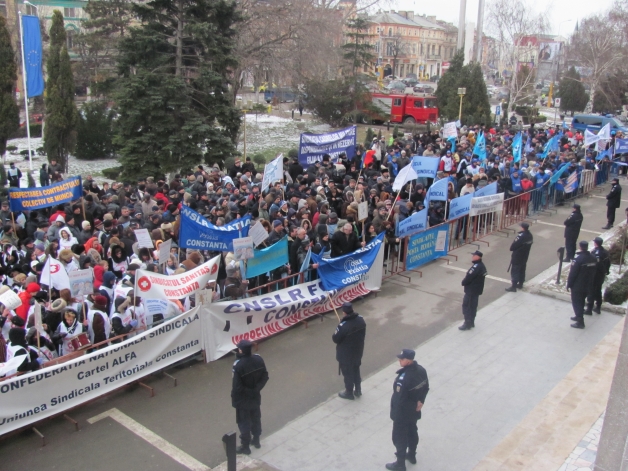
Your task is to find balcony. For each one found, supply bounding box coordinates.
[426,54,442,60]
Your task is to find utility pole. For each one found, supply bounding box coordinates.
[474,0,485,63]
[457,0,467,50]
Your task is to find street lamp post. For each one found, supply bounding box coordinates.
[458,87,466,121]
[18,1,39,172]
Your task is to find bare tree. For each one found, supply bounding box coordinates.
[487,0,548,114]
[570,13,626,112]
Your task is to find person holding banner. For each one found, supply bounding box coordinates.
[6,328,43,375]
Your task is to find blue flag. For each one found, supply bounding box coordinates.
[596,148,611,161]
[449,194,473,219]
[512,132,523,163]
[396,208,428,237]
[474,182,498,197]
[447,136,456,154]
[179,207,251,251]
[524,135,533,154]
[22,15,44,98]
[425,177,449,207]
[473,132,487,160]
[549,164,570,186]
[411,156,440,179]
[299,248,312,273]
[312,233,384,292]
[246,237,289,278]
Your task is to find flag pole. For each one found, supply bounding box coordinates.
[18,11,33,172]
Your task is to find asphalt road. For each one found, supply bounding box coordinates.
[0,182,619,470]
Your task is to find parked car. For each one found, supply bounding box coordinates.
[413,85,435,94]
[403,78,419,87]
[385,80,407,93]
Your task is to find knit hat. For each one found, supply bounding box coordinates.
[226,262,238,277]
[92,295,107,308]
[26,282,40,293]
[81,221,91,230]
[103,214,114,221]
[55,215,65,223]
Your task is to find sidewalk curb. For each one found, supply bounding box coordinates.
[530,287,626,315]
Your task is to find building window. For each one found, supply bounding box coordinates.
[64,7,76,18]
[386,42,394,56]
[432,44,435,54]
[0,1,7,16]
[66,29,74,49]
[388,27,392,37]
[438,45,441,56]
[24,3,36,15]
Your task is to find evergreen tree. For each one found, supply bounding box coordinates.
[435,50,464,119]
[435,51,490,125]
[76,101,116,160]
[44,11,78,173]
[114,0,241,180]
[75,0,133,98]
[0,16,19,159]
[342,18,374,80]
[558,67,588,114]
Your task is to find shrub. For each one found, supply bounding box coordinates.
[608,228,628,264]
[223,157,235,171]
[6,146,17,153]
[364,127,374,146]
[252,153,266,168]
[392,125,399,138]
[287,148,298,159]
[0,165,7,187]
[9,124,42,139]
[75,102,116,160]
[101,166,123,179]
[251,103,267,114]
[604,271,628,305]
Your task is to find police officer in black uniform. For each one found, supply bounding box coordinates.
[563,204,583,262]
[231,339,269,454]
[459,250,488,331]
[586,237,610,314]
[332,301,366,400]
[386,348,430,471]
[603,177,622,229]
[567,241,598,329]
[505,221,533,292]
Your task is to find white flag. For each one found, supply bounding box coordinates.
[41,257,71,291]
[598,123,611,141]
[584,129,601,147]
[392,164,419,192]
[261,154,284,193]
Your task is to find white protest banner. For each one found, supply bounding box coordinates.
[233,237,254,260]
[69,269,94,298]
[33,303,42,331]
[249,222,269,247]
[0,307,202,435]
[134,229,154,249]
[159,239,172,266]
[443,121,458,139]
[357,201,369,222]
[469,193,505,216]
[0,289,21,310]
[41,257,70,291]
[261,155,284,193]
[204,250,383,361]
[135,255,219,300]
[392,164,418,192]
[584,129,601,147]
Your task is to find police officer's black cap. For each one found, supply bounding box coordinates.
[520,222,530,230]
[573,203,581,210]
[471,250,483,257]
[396,349,415,360]
[594,237,604,245]
[341,302,353,313]
[579,240,589,250]
[613,177,619,183]
[237,339,253,349]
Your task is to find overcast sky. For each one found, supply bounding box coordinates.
[390,0,615,35]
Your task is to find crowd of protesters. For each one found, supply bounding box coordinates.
[0,119,618,377]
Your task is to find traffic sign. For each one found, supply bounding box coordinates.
[554,98,561,108]
[495,105,501,116]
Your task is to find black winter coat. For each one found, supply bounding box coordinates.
[390,361,429,423]
[330,230,360,258]
[332,313,366,365]
[461,261,487,295]
[510,229,533,265]
[606,183,622,209]
[564,210,583,239]
[231,353,269,409]
[567,250,597,292]
[592,246,611,283]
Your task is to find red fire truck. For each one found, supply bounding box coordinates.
[366,93,439,125]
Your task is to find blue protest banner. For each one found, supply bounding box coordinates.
[406,226,449,270]
[615,138,628,154]
[298,126,357,168]
[425,177,449,207]
[246,237,289,278]
[549,164,570,186]
[22,15,44,98]
[473,132,487,160]
[411,156,440,178]
[179,207,251,251]
[396,208,427,237]
[448,194,473,219]
[8,176,82,212]
[312,232,384,292]
[474,182,498,197]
